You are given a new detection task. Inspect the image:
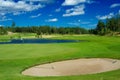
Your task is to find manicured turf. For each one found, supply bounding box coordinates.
[0,35,120,80]
[0,33,36,42]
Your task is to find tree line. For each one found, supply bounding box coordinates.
[90,14,120,35]
[0,23,89,35]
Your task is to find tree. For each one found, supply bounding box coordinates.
[92,14,120,35]
[0,26,7,35]
[116,14,120,32]
[51,27,57,34]
[11,21,16,32]
[58,27,66,35]
[36,28,42,38]
[96,20,105,35]
[4,24,88,35]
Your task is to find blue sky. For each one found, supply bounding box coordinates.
[0,0,120,29]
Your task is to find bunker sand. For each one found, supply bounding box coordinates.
[22,58,120,76]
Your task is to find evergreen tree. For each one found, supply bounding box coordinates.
[96,20,105,35]
[11,21,16,32]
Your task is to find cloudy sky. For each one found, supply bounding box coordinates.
[0,0,120,29]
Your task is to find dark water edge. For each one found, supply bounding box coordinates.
[0,39,80,44]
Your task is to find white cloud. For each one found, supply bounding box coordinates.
[110,3,120,8]
[96,13,114,20]
[13,12,26,15]
[68,20,90,26]
[68,22,80,26]
[0,16,12,22]
[46,18,58,22]
[62,0,90,6]
[63,5,85,17]
[0,0,43,16]
[30,13,41,18]
[25,0,55,3]
[55,8,61,12]
[81,22,90,24]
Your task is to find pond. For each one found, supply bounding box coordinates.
[0,39,79,44]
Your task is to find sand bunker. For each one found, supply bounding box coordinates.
[22,58,120,76]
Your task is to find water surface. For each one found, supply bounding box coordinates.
[0,39,79,44]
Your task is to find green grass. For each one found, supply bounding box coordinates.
[0,33,36,42]
[0,35,120,80]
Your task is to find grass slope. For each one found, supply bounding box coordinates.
[0,35,120,80]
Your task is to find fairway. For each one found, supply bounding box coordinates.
[0,35,120,80]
